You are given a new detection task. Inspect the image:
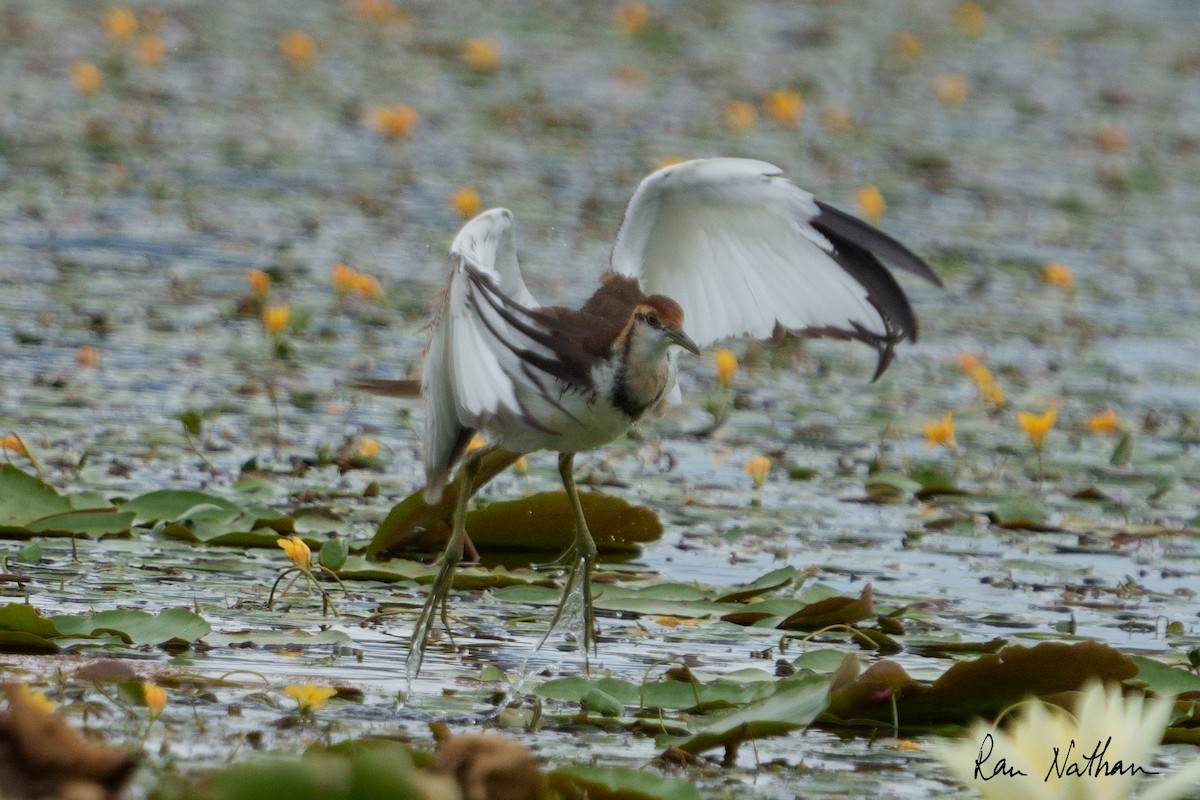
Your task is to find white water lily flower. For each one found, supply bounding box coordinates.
[934,680,1200,800]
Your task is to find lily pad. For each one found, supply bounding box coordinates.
[822,640,1137,728]
[27,508,135,538]
[120,489,242,525]
[0,465,75,534]
[779,584,874,630]
[50,608,211,646]
[660,674,830,758]
[1130,655,1200,697]
[549,765,700,800]
[990,495,1049,530]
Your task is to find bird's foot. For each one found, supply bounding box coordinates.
[531,545,577,572]
[538,551,598,664]
[406,546,459,678]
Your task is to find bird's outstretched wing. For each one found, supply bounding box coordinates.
[609,158,942,378]
[422,209,593,502]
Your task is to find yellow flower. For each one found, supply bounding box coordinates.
[891,31,924,60]
[356,438,380,458]
[262,304,291,336]
[934,680,1200,800]
[714,348,737,389]
[279,30,316,66]
[353,0,400,21]
[932,73,969,105]
[105,7,138,42]
[856,185,886,224]
[958,354,1006,407]
[11,684,57,714]
[246,268,271,298]
[331,262,358,297]
[76,345,101,368]
[1086,409,1124,435]
[819,105,854,134]
[451,187,482,220]
[367,104,419,140]
[143,682,167,718]
[952,1,986,37]
[513,455,528,477]
[72,60,103,96]
[956,353,982,374]
[353,273,383,300]
[745,456,771,489]
[723,99,758,134]
[135,35,166,66]
[922,412,956,450]
[981,379,1006,408]
[1017,407,1057,451]
[276,536,312,569]
[465,434,487,454]
[285,683,337,713]
[1042,261,1075,292]
[461,37,502,74]
[614,0,649,35]
[2,433,29,457]
[763,90,804,126]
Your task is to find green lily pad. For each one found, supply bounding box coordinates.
[715,566,800,603]
[1130,655,1200,697]
[660,674,830,758]
[549,765,700,800]
[206,628,353,648]
[120,489,242,525]
[50,607,210,646]
[991,495,1049,529]
[26,508,135,537]
[0,465,73,531]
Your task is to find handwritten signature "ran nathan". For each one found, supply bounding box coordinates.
[974,733,1160,783]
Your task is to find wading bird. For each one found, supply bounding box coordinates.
[396,158,941,674]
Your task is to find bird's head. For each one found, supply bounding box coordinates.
[628,296,700,358]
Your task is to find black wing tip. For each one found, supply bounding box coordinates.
[813,200,943,288]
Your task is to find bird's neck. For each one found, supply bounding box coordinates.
[610,326,672,419]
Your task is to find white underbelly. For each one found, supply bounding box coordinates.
[488,386,636,455]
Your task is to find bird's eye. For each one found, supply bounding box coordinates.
[643,312,661,328]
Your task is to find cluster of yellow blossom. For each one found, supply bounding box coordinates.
[276,535,312,569]
[450,187,483,219]
[367,103,420,140]
[856,185,887,224]
[922,412,956,451]
[957,353,1005,407]
[714,349,737,390]
[279,30,316,66]
[745,456,771,488]
[104,7,166,69]
[331,263,383,301]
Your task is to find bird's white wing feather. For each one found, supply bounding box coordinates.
[610,158,939,372]
[423,208,590,501]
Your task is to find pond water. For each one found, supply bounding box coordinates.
[1,0,1199,797]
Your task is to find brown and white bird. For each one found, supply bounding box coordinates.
[403,157,941,673]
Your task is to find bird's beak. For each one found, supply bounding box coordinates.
[667,327,701,355]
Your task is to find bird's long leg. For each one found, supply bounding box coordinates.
[406,448,487,678]
[538,452,599,660]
